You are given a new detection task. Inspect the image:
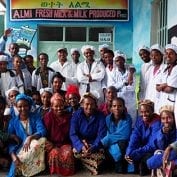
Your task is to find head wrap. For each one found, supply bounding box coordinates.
[98,44,109,52]
[165,44,177,54]
[16,93,34,107]
[70,48,80,55]
[0,55,8,62]
[113,50,127,61]
[66,85,80,99]
[139,99,154,110]
[5,86,19,98]
[50,93,64,104]
[150,44,164,54]
[159,105,174,114]
[138,45,150,53]
[39,87,53,95]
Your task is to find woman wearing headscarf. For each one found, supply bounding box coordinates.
[70,92,106,175]
[147,105,177,176]
[7,93,47,177]
[125,100,161,176]
[35,87,53,118]
[65,84,80,115]
[43,93,75,176]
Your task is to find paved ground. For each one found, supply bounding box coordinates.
[0,169,150,177]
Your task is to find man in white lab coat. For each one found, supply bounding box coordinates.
[77,45,105,104]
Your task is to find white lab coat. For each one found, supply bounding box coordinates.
[109,68,137,127]
[144,63,166,113]
[32,67,55,91]
[0,71,24,97]
[50,60,78,90]
[156,65,177,114]
[139,62,152,100]
[77,60,105,104]
[12,68,32,91]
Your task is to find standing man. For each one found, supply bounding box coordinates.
[77,45,105,104]
[50,47,77,90]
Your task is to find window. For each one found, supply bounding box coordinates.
[39,26,63,41]
[89,27,113,42]
[151,0,167,46]
[65,27,86,41]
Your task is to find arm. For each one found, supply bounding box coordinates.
[102,115,132,147]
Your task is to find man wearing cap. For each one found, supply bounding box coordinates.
[50,47,77,90]
[70,48,80,75]
[77,45,105,104]
[138,45,151,100]
[156,44,177,117]
[144,44,166,113]
[0,55,24,97]
[98,44,109,66]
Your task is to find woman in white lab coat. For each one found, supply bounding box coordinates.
[77,45,105,105]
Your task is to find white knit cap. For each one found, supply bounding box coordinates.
[0,55,8,62]
[81,45,96,55]
[57,47,67,53]
[40,87,53,95]
[150,44,164,54]
[165,44,177,54]
[70,48,80,55]
[5,86,19,98]
[138,45,150,53]
[98,44,109,51]
[113,50,127,61]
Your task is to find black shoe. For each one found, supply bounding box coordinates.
[139,162,150,176]
[115,161,123,173]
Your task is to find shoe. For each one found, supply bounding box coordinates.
[115,161,123,173]
[139,162,151,176]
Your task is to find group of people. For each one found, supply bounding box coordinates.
[0,28,176,177]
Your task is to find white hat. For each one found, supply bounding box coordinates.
[113,50,127,61]
[57,47,67,53]
[165,44,177,54]
[5,87,19,98]
[138,45,150,53]
[70,48,80,55]
[98,44,109,51]
[81,45,96,55]
[39,87,53,95]
[150,44,164,54]
[0,55,8,62]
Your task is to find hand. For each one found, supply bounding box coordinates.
[125,155,133,164]
[163,146,172,169]
[23,136,32,152]
[4,28,12,37]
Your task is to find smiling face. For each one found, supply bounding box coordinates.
[150,50,163,65]
[16,99,30,117]
[164,49,177,65]
[139,49,150,63]
[41,91,52,107]
[13,56,22,70]
[52,77,63,92]
[82,97,97,117]
[160,111,175,130]
[68,93,79,107]
[51,99,65,116]
[139,104,154,123]
[84,48,95,63]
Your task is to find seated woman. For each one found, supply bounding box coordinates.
[147,105,177,176]
[99,86,117,116]
[125,100,161,176]
[35,87,53,118]
[7,93,47,177]
[70,92,107,175]
[43,93,75,176]
[101,97,132,173]
[65,84,80,114]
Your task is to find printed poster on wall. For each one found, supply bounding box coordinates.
[10,0,129,21]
